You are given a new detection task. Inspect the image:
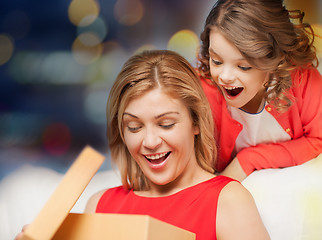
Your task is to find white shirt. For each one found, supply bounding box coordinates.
[228,103,291,153]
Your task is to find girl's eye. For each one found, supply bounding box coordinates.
[239,66,252,71]
[211,58,222,66]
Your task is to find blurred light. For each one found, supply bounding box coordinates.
[0,34,14,66]
[9,51,86,84]
[41,52,86,84]
[284,0,320,24]
[84,89,108,125]
[133,44,156,54]
[312,24,322,54]
[77,16,108,46]
[312,24,322,74]
[99,41,128,84]
[0,112,44,147]
[114,0,144,26]
[2,10,31,40]
[72,36,103,65]
[300,191,322,237]
[77,32,102,47]
[68,0,100,27]
[42,123,71,156]
[167,29,200,63]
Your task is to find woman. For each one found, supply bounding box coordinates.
[85,50,270,239]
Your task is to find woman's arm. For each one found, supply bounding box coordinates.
[216,181,270,240]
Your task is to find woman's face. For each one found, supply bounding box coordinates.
[208,29,269,113]
[122,88,200,193]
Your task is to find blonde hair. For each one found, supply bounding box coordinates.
[199,0,318,111]
[107,50,216,190]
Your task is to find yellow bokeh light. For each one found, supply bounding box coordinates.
[72,36,103,65]
[167,29,200,63]
[0,34,14,65]
[78,32,101,47]
[300,191,322,239]
[312,24,322,74]
[68,0,100,27]
[284,0,320,25]
[312,24,322,55]
[114,0,144,26]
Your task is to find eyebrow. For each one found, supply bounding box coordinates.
[209,48,246,61]
[123,111,180,119]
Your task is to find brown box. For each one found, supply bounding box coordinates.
[53,213,196,240]
[20,146,196,240]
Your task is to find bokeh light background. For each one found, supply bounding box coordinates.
[0,0,321,180]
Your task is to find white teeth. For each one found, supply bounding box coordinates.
[145,152,168,160]
[224,86,239,90]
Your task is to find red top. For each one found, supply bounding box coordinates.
[96,176,236,240]
[201,67,322,174]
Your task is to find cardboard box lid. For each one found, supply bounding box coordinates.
[53,213,196,240]
[20,146,196,240]
[21,146,105,240]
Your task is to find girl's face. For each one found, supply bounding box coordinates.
[122,88,200,194]
[209,29,269,113]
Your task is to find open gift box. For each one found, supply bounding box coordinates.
[53,213,195,240]
[20,146,195,240]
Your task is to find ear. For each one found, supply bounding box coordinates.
[193,125,200,135]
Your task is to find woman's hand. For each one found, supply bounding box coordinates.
[14,224,29,240]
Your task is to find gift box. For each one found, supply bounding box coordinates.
[20,146,195,240]
[53,213,195,240]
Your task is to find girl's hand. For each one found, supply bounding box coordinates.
[220,157,247,182]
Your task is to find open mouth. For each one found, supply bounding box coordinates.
[223,86,244,97]
[144,151,171,165]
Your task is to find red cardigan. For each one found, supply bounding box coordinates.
[201,67,322,175]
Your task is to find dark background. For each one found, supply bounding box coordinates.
[0,0,321,180]
[0,0,215,180]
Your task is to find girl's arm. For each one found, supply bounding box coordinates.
[229,68,322,178]
[220,157,246,181]
[216,181,270,239]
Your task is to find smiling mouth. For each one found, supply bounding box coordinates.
[223,86,244,97]
[144,152,171,165]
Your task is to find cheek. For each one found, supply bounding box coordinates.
[209,67,220,83]
[209,66,217,76]
[124,133,141,154]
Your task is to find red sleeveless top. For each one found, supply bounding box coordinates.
[96,176,236,240]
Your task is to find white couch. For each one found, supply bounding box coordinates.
[1,154,321,240]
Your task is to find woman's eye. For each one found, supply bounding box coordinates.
[239,66,252,71]
[160,123,175,129]
[127,125,141,132]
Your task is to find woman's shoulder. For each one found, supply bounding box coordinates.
[217,180,258,225]
[85,186,126,213]
[216,181,270,239]
[218,180,252,205]
[85,189,107,213]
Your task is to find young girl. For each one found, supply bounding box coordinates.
[198,0,322,181]
[84,50,270,239]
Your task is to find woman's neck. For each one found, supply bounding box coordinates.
[136,167,215,198]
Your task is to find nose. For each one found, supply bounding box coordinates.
[142,128,162,150]
[218,65,235,84]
